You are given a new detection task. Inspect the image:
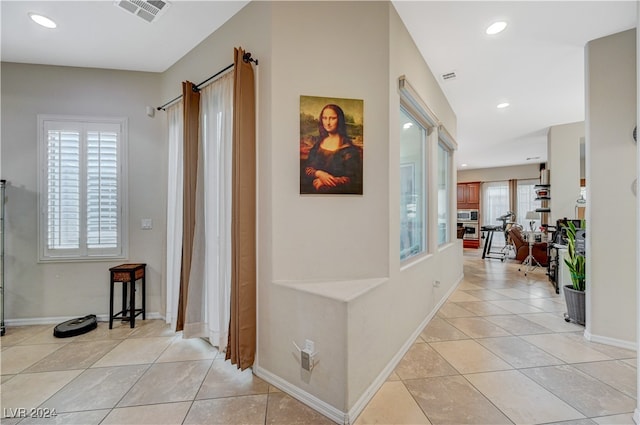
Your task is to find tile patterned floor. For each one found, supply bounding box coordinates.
[1,250,637,424]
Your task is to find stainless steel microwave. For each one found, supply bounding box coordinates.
[457,209,478,222]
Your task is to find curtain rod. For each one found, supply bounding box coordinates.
[157,51,258,111]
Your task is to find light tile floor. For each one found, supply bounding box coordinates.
[1,250,637,424]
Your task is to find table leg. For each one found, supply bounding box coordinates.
[129,271,136,328]
[109,273,114,329]
[122,281,127,320]
[142,271,146,320]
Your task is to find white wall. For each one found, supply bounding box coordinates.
[0,63,165,320]
[263,0,392,413]
[269,2,389,282]
[547,121,584,223]
[458,163,541,183]
[586,29,637,345]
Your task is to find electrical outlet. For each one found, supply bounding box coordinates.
[301,350,311,371]
[301,339,315,371]
[294,339,316,371]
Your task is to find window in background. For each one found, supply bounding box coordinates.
[437,141,451,246]
[38,116,127,261]
[400,107,426,261]
[517,179,541,230]
[481,181,509,245]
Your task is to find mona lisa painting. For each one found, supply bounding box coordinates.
[299,95,364,195]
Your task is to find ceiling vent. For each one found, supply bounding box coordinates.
[115,0,171,23]
[441,71,457,82]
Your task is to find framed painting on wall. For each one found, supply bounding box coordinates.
[299,95,363,195]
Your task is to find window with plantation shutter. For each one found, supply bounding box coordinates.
[38,116,128,261]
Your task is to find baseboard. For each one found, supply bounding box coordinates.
[633,408,640,424]
[253,366,347,424]
[584,329,637,351]
[4,312,164,327]
[346,272,463,423]
[252,273,463,425]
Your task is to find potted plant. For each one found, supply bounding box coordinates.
[563,220,585,325]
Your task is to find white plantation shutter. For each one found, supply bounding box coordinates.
[86,129,119,249]
[47,128,81,251]
[39,116,127,260]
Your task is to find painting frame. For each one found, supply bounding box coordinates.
[299,95,364,195]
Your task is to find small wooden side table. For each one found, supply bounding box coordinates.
[109,263,146,329]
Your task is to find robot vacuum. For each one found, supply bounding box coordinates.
[53,314,98,338]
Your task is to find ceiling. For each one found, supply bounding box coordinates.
[1,1,637,170]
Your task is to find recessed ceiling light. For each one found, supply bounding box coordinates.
[497,102,510,109]
[403,122,413,129]
[461,163,468,167]
[486,21,507,35]
[28,12,57,29]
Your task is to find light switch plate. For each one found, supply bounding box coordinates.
[141,218,152,230]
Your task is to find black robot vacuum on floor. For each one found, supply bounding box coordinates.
[53,314,98,338]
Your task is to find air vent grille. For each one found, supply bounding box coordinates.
[441,71,457,81]
[115,0,170,23]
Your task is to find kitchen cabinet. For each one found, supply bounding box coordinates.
[457,182,480,209]
[458,181,481,248]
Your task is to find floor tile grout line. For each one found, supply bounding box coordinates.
[463,253,635,422]
[517,364,633,420]
[97,332,200,416]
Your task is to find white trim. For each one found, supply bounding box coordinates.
[584,329,637,351]
[36,114,129,262]
[252,366,347,425]
[398,76,439,129]
[5,312,164,327]
[438,124,458,151]
[254,273,463,425]
[346,272,462,424]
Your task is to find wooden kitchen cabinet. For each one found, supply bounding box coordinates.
[457,182,480,209]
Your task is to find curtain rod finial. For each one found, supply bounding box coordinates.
[242,52,258,65]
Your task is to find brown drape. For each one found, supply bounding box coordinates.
[176,81,200,332]
[508,179,517,216]
[225,47,256,369]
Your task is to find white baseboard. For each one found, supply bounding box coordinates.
[254,273,463,425]
[584,329,637,351]
[346,272,462,423]
[253,366,347,424]
[633,408,640,424]
[4,312,164,327]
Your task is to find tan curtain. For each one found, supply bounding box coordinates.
[508,179,517,216]
[226,47,256,369]
[176,81,200,332]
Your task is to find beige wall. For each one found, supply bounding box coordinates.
[0,63,165,320]
[586,29,637,346]
[547,121,584,224]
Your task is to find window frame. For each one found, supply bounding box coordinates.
[37,114,129,262]
[517,178,541,230]
[399,78,439,263]
[399,107,428,262]
[436,139,453,246]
